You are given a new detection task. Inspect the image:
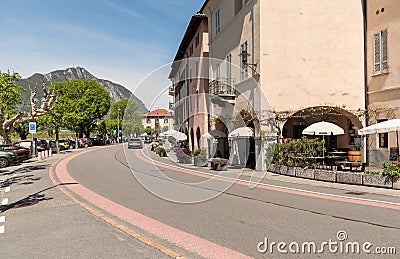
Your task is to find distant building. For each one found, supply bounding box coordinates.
[142,109,174,134]
[169,13,210,150]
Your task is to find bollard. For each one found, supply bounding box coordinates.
[45,150,49,158]
[49,149,52,157]
[38,151,43,160]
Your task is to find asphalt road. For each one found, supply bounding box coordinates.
[62,145,400,258]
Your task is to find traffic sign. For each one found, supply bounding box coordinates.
[158,127,163,133]
[29,122,37,134]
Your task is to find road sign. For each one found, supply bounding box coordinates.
[119,130,122,134]
[158,127,163,133]
[29,122,37,134]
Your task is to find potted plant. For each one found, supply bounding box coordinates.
[347,143,362,162]
[210,157,229,170]
[193,148,208,167]
[176,148,192,164]
[156,147,167,157]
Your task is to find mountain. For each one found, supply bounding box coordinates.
[17,67,148,113]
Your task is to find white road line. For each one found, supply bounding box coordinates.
[5,186,10,193]
[1,198,9,205]
[0,225,4,234]
[0,216,5,223]
[140,149,400,207]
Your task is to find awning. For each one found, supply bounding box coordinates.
[201,130,227,139]
[358,119,400,135]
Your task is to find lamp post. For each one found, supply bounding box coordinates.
[117,108,121,143]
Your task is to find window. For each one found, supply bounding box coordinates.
[164,118,168,123]
[195,33,200,47]
[195,60,199,77]
[374,29,388,74]
[215,8,220,35]
[240,41,248,80]
[226,53,232,79]
[377,119,388,148]
[216,63,220,79]
[146,118,151,123]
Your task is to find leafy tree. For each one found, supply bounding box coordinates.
[105,99,143,137]
[15,122,29,140]
[53,79,111,138]
[0,71,57,144]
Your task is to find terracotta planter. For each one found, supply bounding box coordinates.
[347,150,362,162]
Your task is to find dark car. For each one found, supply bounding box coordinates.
[14,140,46,154]
[128,138,143,149]
[0,145,30,162]
[0,150,17,168]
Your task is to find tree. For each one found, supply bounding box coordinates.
[0,71,57,144]
[106,99,143,137]
[53,79,111,138]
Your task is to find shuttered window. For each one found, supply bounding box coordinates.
[215,8,220,35]
[374,29,388,74]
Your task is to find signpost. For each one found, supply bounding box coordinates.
[29,122,37,155]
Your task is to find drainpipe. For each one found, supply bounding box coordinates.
[362,0,368,165]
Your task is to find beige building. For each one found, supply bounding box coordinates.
[366,0,400,165]
[169,13,210,150]
[200,0,366,169]
[142,109,174,134]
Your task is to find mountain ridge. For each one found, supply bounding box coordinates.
[18,67,148,114]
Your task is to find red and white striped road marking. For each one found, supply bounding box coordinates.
[54,150,251,259]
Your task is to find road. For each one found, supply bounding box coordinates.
[1,144,399,258]
[62,145,400,258]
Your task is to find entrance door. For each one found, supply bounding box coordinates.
[293,125,306,139]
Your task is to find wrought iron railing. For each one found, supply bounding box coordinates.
[209,77,236,96]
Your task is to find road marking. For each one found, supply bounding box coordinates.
[5,186,10,193]
[139,149,400,211]
[52,148,251,259]
[0,216,5,223]
[48,153,186,259]
[0,225,4,234]
[1,198,8,205]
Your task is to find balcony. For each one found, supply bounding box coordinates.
[169,102,174,110]
[209,77,236,104]
[168,86,175,96]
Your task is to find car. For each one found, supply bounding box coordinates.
[128,138,143,149]
[0,145,30,162]
[0,150,17,168]
[58,140,70,150]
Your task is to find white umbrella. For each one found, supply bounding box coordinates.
[172,131,187,141]
[228,127,254,138]
[201,130,227,139]
[302,121,344,136]
[302,121,344,163]
[164,129,179,136]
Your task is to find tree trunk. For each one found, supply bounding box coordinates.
[55,127,60,154]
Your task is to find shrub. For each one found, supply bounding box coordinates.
[365,170,382,175]
[383,161,400,179]
[156,147,167,157]
[193,148,207,160]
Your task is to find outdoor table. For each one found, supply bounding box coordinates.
[328,151,347,156]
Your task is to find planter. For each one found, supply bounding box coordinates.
[279,165,289,175]
[393,178,400,190]
[194,158,208,167]
[314,169,336,182]
[178,157,192,164]
[268,164,280,174]
[296,168,315,179]
[336,171,363,185]
[286,166,297,176]
[347,150,362,162]
[363,174,393,188]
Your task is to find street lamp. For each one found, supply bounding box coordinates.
[117,108,121,143]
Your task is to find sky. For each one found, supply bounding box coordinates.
[0,0,204,110]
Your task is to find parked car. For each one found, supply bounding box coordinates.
[0,145,30,162]
[128,138,143,149]
[37,139,50,151]
[90,138,106,146]
[0,150,17,168]
[14,140,45,154]
[68,139,77,149]
[58,140,70,150]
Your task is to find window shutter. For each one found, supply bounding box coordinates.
[381,29,388,72]
[374,32,381,74]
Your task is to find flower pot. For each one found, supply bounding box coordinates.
[347,151,362,162]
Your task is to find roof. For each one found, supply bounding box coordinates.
[169,13,207,78]
[143,109,172,117]
[200,0,210,13]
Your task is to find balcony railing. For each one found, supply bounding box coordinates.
[168,86,175,96]
[209,77,236,97]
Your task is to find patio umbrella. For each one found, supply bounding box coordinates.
[200,130,227,139]
[302,121,345,162]
[164,129,179,136]
[358,119,400,148]
[172,131,187,141]
[228,127,254,138]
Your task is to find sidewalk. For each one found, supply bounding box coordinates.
[145,145,400,198]
[0,148,169,258]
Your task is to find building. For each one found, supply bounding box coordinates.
[169,13,210,150]
[142,109,174,135]
[199,0,366,169]
[365,0,400,165]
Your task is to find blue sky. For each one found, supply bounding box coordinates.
[0,0,204,110]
